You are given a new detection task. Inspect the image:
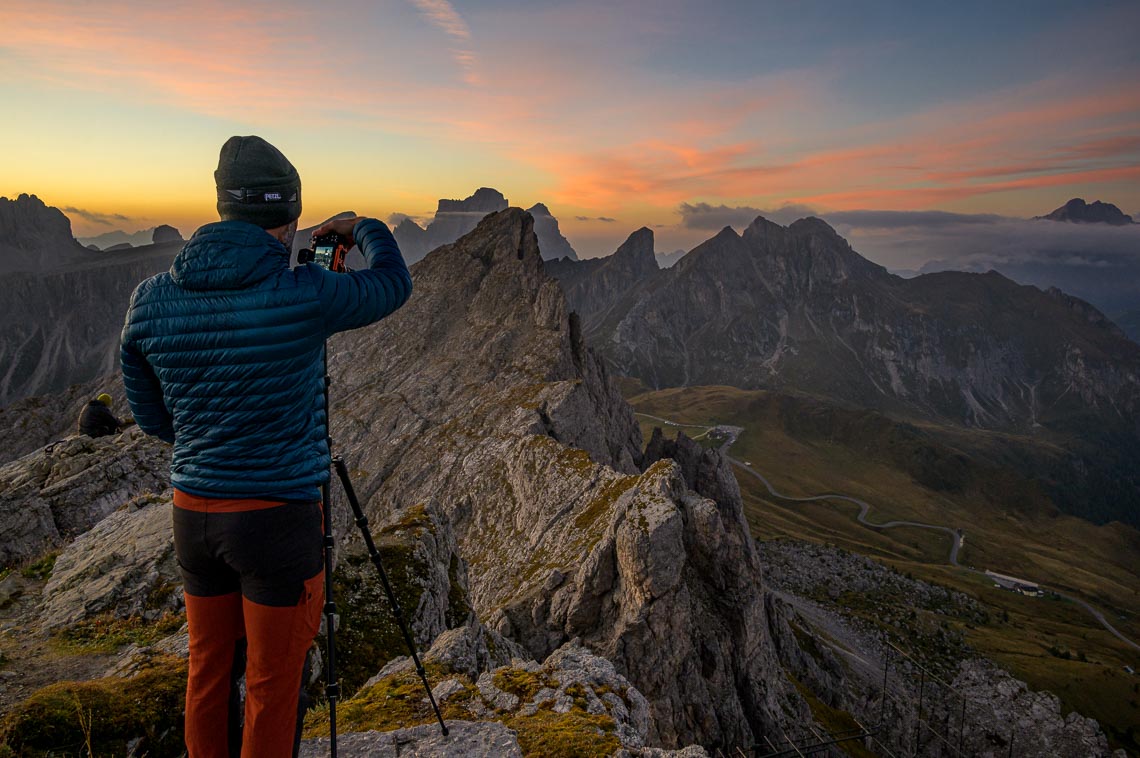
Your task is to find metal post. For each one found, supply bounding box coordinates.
[915,667,926,755]
[880,645,891,727]
[958,694,966,754]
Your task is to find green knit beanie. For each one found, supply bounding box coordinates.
[214,136,302,229]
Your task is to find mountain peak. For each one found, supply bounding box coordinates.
[437,187,509,214]
[788,216,839,236]
[0,193,90,273]
[1038,198,1133,225]
[395,190,575,263]
[612,227,657,275]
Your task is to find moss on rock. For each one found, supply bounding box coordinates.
[305,661,623,758]
[331,503,436,696]
[0,655,187,757]
[505,706,620,758]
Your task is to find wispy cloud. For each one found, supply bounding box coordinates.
[61,206,130,226]
[408,0,479,85]
[575,216,616,223]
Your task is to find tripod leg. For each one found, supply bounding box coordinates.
[332,457,449,737]
[321,478,340,758]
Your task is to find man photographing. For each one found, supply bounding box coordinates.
[121,135,411,757]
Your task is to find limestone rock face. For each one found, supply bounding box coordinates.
[393,188,510,266]
[40,491,181,630]
[0,427,170,567]
[391,217,430,263]
[300,720,524,758]
[642,428,741,508]
[324,208,798,749]
[0,239,179,404]
[947,660,1118,757]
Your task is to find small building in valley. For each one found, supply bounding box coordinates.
[985,570,1041,596]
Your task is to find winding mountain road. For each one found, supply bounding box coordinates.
[729,459,965,567]
[634,412,1140,656]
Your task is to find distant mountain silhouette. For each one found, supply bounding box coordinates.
[151,224,183,244]
[655,249,687,269]
[391,189,578,264]
[526,203,577,261]
[79,227,174,250]
[1037,198,1133,225]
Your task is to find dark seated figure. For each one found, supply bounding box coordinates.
[78,393,122,438]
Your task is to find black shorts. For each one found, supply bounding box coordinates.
[173,498,323,607]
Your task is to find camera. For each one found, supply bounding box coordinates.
[299,232,350,272]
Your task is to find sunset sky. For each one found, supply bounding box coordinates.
[2,0,1139,259]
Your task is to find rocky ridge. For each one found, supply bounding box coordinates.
[0,427,170,566]
[0,221,182,405]
[0,194,96,274]
[549,215,1140,526]
[325,208,803,748]
[546,227,658,339]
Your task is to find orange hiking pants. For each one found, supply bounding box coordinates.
[174,491,324,758]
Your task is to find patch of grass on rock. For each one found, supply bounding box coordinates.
[0,655,187,757]
[52,612,185,655]
[19,551,59,581]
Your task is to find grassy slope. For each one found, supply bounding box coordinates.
[627,384,1140,752]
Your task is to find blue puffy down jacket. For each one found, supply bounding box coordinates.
[120,218,411,499]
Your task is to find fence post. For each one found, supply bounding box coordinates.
[958,694,966,754]
[915,667,926,754]
[880,646,891,727]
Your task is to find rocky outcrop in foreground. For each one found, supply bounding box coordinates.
[0,427,170,567]
[40,490,181,630]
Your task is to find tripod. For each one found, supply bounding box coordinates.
[319,349,448,758]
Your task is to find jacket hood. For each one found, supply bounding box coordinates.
[171,221,290,290]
